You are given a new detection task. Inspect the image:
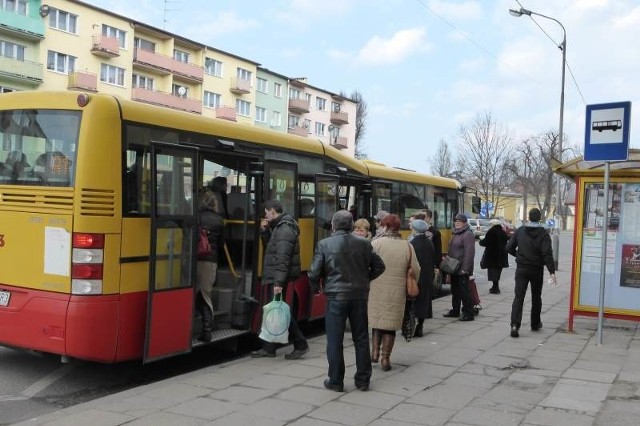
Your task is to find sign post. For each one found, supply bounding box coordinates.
[584,101,631,345]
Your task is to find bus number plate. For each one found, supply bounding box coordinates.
[0,291,10,307]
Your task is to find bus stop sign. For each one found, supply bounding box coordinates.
[584,101,631,161]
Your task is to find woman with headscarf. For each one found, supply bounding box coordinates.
[409,219,435,337]
[368,214,420,371]
[480,218,509,294]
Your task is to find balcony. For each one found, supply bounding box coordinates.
[215,106,237,122]
[229,77,251,95]
[330,136,349,149]
[131,87,202,114]
[330,110,349,125]
[68,71,97,92]
[0,9,45,40]
[287,126,308,138]
[0,56,42,85]
[91,35,120,58]
[133,48,204,83]
[288,98,310,114]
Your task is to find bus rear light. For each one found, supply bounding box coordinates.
[72,248,104,264]
[72,264,103,280]
[71,280,102,295]
[73,233,104,249]
[77,93,91,107]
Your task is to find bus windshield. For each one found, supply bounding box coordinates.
[0,109,79,186]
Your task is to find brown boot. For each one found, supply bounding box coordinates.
[371,329,381,363]
[380,333,395,371]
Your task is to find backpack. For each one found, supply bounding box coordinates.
[197,227,212,258]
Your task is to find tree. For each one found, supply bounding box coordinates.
[351,90,368,159]
[429,139,453,177]
[456,111,515,218]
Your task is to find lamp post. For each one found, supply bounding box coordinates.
[510,7,565,269]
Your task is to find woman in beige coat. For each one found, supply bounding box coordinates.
[369,214,420,371]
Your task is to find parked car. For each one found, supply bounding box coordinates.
[468,218,490,239]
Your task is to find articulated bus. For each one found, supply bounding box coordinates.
[0,91,461,363]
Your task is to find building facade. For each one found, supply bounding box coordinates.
[0,0,357,156]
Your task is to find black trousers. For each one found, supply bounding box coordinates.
[261,283,308,353]
[510,265,544,328]
[450,274,474,316]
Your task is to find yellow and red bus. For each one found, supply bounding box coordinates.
[0,91,462,363]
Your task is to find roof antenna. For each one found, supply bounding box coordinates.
[163,0,181,30]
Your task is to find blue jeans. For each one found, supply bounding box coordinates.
[325,299,371,387]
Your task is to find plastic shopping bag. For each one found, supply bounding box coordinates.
[258,294,290,344]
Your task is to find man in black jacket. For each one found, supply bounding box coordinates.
[506,208,557,338]
[252,199,309,359]
[308,210,385,392]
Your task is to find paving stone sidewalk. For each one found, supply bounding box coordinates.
[14,252,640,426]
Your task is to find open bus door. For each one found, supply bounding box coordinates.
[144,143,198,363]
[314,174,340,245]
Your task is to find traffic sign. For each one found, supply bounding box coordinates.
[584,101,631,161]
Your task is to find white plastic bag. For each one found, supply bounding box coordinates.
[258,294,290,344]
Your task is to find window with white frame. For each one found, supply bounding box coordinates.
[316,97,326,111]
[1,0,27,15]
[305,93,312,103]
[332,101,342,112]
[48,8,77,33]
[1,39,25,60]
[47,51,75,74]
[172,84,188,97]
[272,111,281,127]
[173,49,189,63]
[236,67,252,83]
[315,122,325,136]
[288,115,300,129]
[289,88,301,100]
[134,37,155,52]
[236,99,251,116]
[203,91,221,108]
[256,77,268,94]
[274,82,282,97]
[204,57,222,77]
[132,73,153,90]
[102,25,126,49]
[100,63,125,86]
[255,106,267,123]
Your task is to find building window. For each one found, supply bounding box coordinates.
[204,57,222,77]
[236,99,251,116]
[274,83,282,98]
[256,77,268,94]
[1,0,27,15]
[102,25,126,49]
[288,115,300,129]
[0,86,15,93]
[172,84,188,97]
[132,74,153,90]
[1,39,25,60]
[236,67,252,83]
[316,97,326,111]
[203,91,221,108]
[47,51,75,74]
[255,107,267,123]
[48,8,77,33]
[272,111,281,127]
[100,64,125,86]
[289,88,301,100]
[134,37,155,53]
[315,122,325,136]
[173,49,189,63]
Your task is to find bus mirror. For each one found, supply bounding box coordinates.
[471,196,481,214]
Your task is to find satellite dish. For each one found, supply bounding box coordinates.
[177,86,187,97]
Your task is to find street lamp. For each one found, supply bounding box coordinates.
[509,7,566,229]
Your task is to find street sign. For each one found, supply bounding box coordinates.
[584,101,631,161]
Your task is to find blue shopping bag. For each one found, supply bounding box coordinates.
[258,294,290,344]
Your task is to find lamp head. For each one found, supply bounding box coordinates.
[509,7,532,17]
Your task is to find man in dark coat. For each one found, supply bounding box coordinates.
[308,210,385,392]
[425,209,442,265]
[251,199,309,359]
[409,219,435,336]
[506,208,556,338]
[479,219,509,294]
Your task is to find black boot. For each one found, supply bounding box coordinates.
[198,304,213,343]
[413,319,424,337]
[489,281,501,294]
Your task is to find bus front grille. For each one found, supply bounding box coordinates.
[80,188,115,217]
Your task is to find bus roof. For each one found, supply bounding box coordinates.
[362,160,460,189]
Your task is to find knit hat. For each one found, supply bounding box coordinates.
[374,210,389,222]
[411,219,429,233]
[528,208,542,222]
[454,213,468,223]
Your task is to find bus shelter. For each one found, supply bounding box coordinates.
[555,149,640,331]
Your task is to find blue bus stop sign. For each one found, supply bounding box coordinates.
[584,101,631,161]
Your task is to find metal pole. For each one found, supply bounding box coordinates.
[596,162,610,345]
[556,31,566,234]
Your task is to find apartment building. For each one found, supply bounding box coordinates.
[0,0,357,156]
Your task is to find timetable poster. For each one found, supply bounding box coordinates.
[620,244,640,288]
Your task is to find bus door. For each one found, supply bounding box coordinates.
[314,174,340,246]
[144,143,198,363]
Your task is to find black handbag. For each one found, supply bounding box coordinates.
[401,299,416,342]
[439,256,461,275]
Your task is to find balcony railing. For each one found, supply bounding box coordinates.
[131,87,202,114]
[288,98,310,114]
[0,56,42,84]
[68,71,97,91]
[215,106,237,121]
[229,77,251,94]
[91,35,120,57]
[330,136,348,149]
[330,110,349,125]
[287,126,308,137]
[133,48,203,82]
[0,9,45,39]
